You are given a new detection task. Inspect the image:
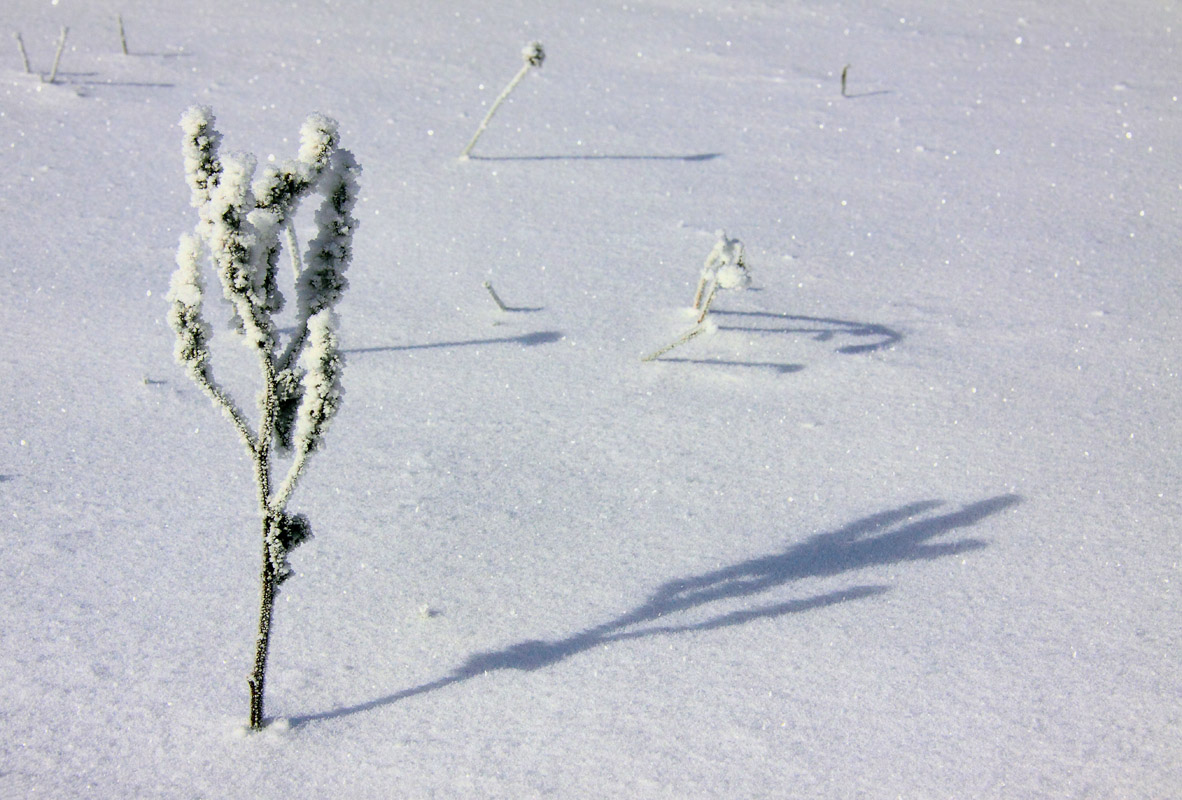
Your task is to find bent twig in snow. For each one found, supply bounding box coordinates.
[460,42,545,159]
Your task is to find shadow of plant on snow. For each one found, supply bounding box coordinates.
[712,310,902,355]
[290,494,1020,727]
[644,310,902,372]
[345,330,562,355]
[467,152,722,163]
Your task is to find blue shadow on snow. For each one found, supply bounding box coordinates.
[345,330,563,355]
[288,494,1021,727]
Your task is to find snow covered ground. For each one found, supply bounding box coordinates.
[2,0,1179,796]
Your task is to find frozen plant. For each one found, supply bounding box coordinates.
[460,41,545,159]
[643,231,751,362]
[166,105,360,731]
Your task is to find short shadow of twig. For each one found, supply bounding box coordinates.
[468,153,722,163]
[656,358,804,374]
[130,50,193,59]
[843,90,893,99]
[289,493,1020,727]
[345,330,563,355]
[713,310,902,354]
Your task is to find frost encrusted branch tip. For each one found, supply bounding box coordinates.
[693,230,750,322]
[523,41,545,68]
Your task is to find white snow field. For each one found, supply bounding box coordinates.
[2,1,1178,797]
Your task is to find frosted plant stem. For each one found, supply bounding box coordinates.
[248,358,278,731]
[44,27,67,84]
[14,34,31,74]
[483,280,508,311]
[194,372,257,451]
[696,280,719,324]
[273,448,311,515]
[642,325,706,362]
[248,515,278,730]
[460,63,533,159]
[691,274,710,310]
[285,220,302,282]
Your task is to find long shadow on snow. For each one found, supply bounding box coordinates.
[712,310,902,354]
[655,358,805,374]
[290,494,1020,727]
[467,153,722,163]
[345,330,562,355]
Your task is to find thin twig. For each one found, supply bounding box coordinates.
[696,279,719,324]
[14,33,31,74]
[483,280,508,311]
[642,325,706,362]
[44,27,68,84]
[460,42,544,159]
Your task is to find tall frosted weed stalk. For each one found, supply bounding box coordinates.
[166,106,360,730]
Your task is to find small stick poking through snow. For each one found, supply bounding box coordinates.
[483,281,509,312]
[44,27,68,84]
[460,42,545,159]
[14,33,31,74]
[841,64,850,97]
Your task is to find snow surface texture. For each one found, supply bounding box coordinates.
[1,1,1179,797]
